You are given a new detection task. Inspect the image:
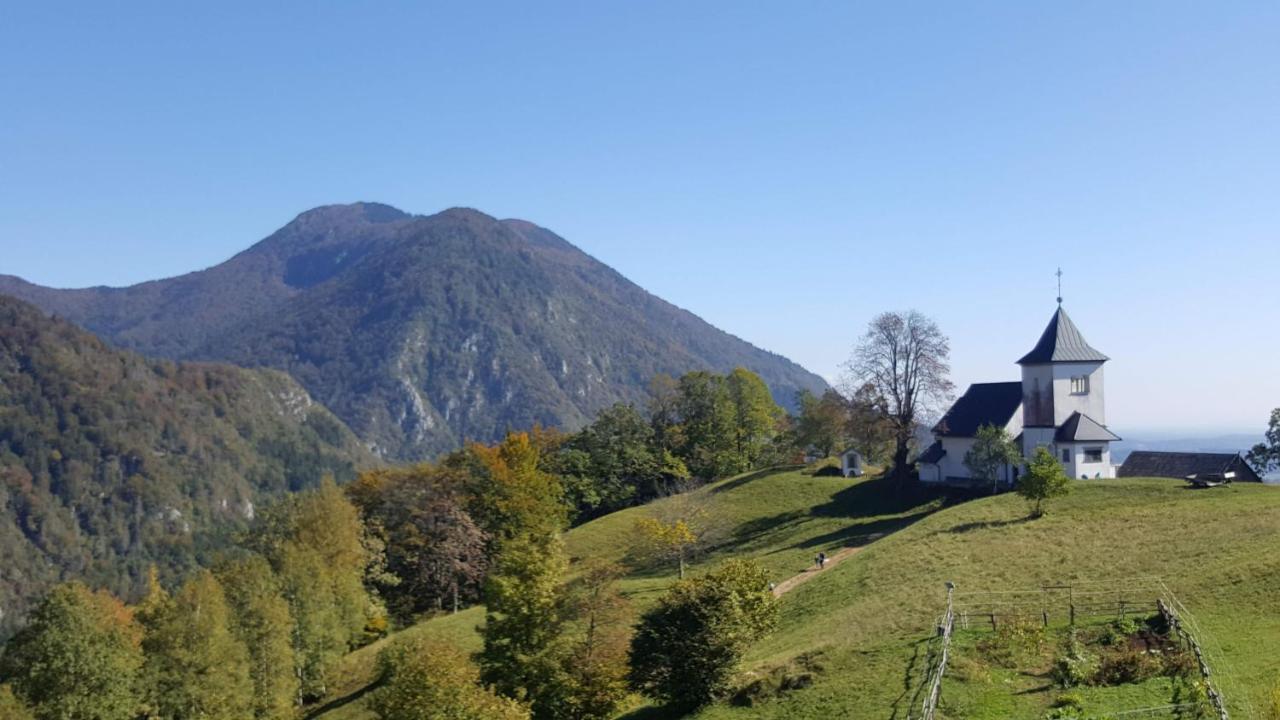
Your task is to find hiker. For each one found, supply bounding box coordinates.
[818,552,827,569]
[768,581,776,592]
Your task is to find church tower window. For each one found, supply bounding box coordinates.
[1070,376,1090,395]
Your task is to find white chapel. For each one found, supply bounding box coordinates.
[917,304,1120,487]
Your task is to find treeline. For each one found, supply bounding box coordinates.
[0,426,778,720]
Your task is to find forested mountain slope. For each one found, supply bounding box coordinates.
[0,203,828,459]
[0,296,373,638]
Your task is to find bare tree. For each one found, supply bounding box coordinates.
[843,311,954,481]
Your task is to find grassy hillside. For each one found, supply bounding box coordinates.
[313,470,1280,720]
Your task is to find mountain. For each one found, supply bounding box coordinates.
[0,203,829,459]
[0,296,374,637]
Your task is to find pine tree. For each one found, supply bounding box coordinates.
[0,583,143,720]
[140,571,253,720]
[214,554,298,719]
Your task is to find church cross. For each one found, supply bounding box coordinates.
[1056,268,1063,305]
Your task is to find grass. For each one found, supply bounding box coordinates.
[312,471,1280,720]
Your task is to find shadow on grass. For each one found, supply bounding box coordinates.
[613,703,687,720]
[945,515,1037,534]
[303,679,381,719]
[709,465,801,495]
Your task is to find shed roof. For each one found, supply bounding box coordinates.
[1018,307,1109,365]
[933,382,1023,437]
[1056,412,1122,443]
[1118,451,1262,482]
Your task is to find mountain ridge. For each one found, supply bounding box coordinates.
[1,203,828,459]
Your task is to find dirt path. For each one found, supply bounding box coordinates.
[771,534,884,597]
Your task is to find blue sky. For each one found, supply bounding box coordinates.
[2,2,1277,433]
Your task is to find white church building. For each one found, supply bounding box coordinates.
[917,305,1121,487]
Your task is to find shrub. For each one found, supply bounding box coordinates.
[1095,648,1162,686]
[1100,617,1140,646]
[629,559,779,708]
[980,615,1046,668]
[370,637,529,720]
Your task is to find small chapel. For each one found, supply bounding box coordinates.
[917,303,1120,487]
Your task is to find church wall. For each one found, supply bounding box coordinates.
[1050,361,1106,425]
[1020,365,1055,426]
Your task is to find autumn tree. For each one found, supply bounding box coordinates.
[455,432,568,547]
[0,583,143,720]
[139,570,253,720]
[370,637,530,720]
[1247,408,1280,478]
[214,554,298,719]
[844,311,954,480]
[964,424,1023,494]
[532,563,632,720]
[1018,447,1071,517]
[631,481,722,579]
[348,466,488,619]
[249,478,373,701]
[629,559,778,708]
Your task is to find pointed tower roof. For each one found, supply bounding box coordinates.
[1017,307,1109,365]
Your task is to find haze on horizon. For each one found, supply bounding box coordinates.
[1,2,1276,435]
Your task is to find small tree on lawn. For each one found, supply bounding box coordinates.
[1247,408,1280,478]
[628,559,778,709]
[1018,447,1070,517]
[964,424,1023,494]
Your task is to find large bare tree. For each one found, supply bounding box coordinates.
[844,311,954,481]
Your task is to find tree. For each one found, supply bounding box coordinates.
[846,382,895,463]
[370,637,530,720]
[964,424,1023,494]
[348,466,488,619]
[139,570,253,720]
[0,583,143,720]
[544,562,632,720]
[629,559,778,708]
[1247,408,1280,478]
[794,389,847,459]
[214,554,298,719]
[479,532,570,705]
[249,479,373,701]
[456,432,568,546]
[844,311,954,481]
[630,481,722,579]
[1018,447,1071,517]
[0,685,34,720]
[647,373,683,453]
[557,403,666,517]
[675,371,739,479]
[725,368,783,470]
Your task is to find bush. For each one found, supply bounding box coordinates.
[1095,648,1162,686]
[370,636,529,720]
[629,559,779,708]
[1100,617,1140,646]
[979,616,1046,668]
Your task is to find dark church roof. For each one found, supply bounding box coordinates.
[1118,451,1262,483]
[918,441,946,464]
[1056,412,1122,442]
[1018,307,1109,365]
[933,382,1023,437]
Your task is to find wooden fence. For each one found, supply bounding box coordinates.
[1158,598,1230,720]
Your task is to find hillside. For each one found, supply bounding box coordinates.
[0,296,374,638]
[0,203,829,460]
[314,471,1280,720]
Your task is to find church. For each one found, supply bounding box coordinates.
[917,304,1121,487]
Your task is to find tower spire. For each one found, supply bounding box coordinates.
[1056,267,1063,306]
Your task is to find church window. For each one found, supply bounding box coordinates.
[1071,376,1090,395]
[1061,448,1070,463]
[1084,448,1104,463]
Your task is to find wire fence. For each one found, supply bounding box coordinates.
[907,578,1247,720]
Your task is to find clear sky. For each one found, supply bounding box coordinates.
[2,2,1277,434]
